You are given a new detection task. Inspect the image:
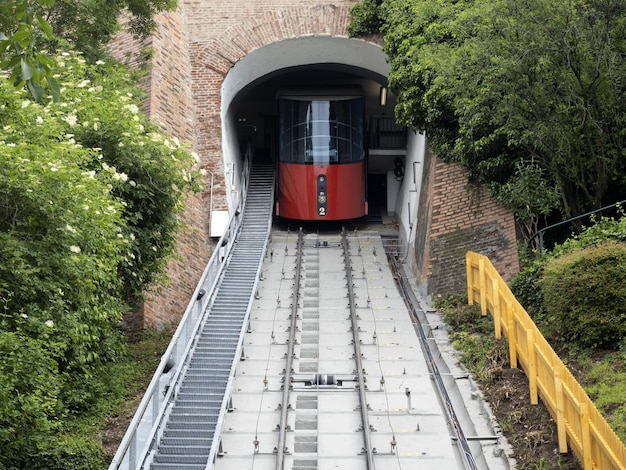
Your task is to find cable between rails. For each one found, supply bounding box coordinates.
[388,255,479,470]
[353,233,404,470]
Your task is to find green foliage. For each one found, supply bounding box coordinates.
[0,332,62,468]
[1,51,203,306]
[436,293,492,334]
[432,292,467,311]
[512,212,626,330]
[0,131,126,378]
[363,0,626,231]
[435,294,508,382]
[539,242,626,350]
[45,0,178,61]
[551,211,626,257]
[490,162,560,245]
[0,0,60,101]
[0,0,178,100]
[0,47,200,466]
[348,0,384,36]
[582,353,626,442]
[584,356,626,407]
[509,258,547,322]
[30,435,105,470]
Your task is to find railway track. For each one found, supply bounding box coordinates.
[272,228,376,470]
[213,227,480,470]
[111,163,509,470]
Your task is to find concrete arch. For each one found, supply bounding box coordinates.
[189,4,386,215]
[126,1,519,329]
[220,35,391,212]
[222,36,389,111]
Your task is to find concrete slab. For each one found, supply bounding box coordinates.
[214,228,511,470]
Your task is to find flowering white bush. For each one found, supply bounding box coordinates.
[0,49,204,466]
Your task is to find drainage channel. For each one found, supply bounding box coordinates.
[384,239,484,470]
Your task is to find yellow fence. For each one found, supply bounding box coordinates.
[466,252,626,470]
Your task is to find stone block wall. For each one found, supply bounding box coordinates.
[417,155,520,296]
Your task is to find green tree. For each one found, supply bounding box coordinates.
[351,0,626,226]
[43,0,178,60]
[490,162,560,247]
[348,0,384,37]
[0,0,59,101]
[1,0,178,99]
[0,48,202,415]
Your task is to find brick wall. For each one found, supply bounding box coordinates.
[110,6,209,328]
[139,7,210,327]
[420,156,519,295]
[109,1,362,328]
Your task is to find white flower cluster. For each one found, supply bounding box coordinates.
[123,104,139,114]
[113,172,129,182]
[63,113,78,126]
[100,161,130,184]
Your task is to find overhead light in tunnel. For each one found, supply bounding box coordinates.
[379,86,388,107]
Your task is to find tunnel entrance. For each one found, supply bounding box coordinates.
[232,64,406,223]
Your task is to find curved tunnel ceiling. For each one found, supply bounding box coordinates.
[222,36,390,116]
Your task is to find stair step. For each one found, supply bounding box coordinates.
[158,445,210,455]
[148,166,274,467]
[153,454,208,464]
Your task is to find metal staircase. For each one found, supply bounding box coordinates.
[149,163,275,469]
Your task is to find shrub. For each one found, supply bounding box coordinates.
[1,51,204,307]
[31,435,106,470]
[0,47,203,466]
[509,258,547,322]
[511,212,626,327]
[0,332,62,468]
[46,53,203,305]
[539,242,626,350]
[0,144,126,380]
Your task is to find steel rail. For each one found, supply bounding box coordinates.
[275,228,304,470]
[387,254,478,470]
[341,228,376,470]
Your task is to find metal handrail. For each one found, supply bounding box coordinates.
[108,159,252,470]
[532,199,626,253]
